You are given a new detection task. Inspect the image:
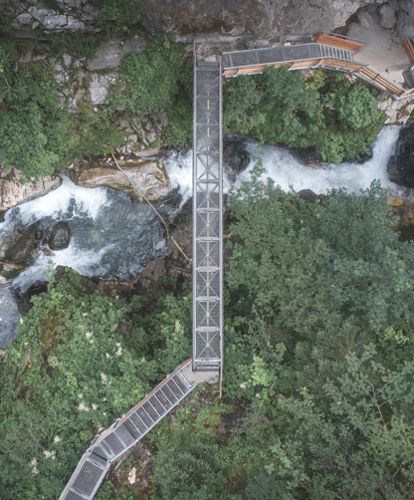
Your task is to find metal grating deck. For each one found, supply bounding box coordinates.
[192,60,223,372]
[222,43,353,69]
[60,361,195,500]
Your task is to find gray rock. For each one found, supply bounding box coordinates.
[5,228,37,264]
[87,36,147,71]
[0,285,19,349]
[387,124,414,187]
[396,0,414,38]
[89,72,117,105]
[65,16,85,29]
[0,176,61,212]
[27,6,50,22]
[223,135,250,181]
[378,3,396,29]
[15,12,33,25]
[43,14,68,28]
[143,0,384,45]
[63,53,73,67]
[49,222,71,250]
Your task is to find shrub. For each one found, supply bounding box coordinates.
[223,68,386,163]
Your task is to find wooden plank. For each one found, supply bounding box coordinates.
[289,59,320,69]
[313,33,363,52]
[403,37,414,65]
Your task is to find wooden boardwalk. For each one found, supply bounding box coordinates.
[222,42,405,97]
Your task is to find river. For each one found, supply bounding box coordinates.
[0,126,404,347]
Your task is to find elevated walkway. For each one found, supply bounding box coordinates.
[60,360,217,500]
[192,59,223,373]
[222,41,405,97]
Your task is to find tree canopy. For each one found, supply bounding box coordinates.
[224,68,386,163]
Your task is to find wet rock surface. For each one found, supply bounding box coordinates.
[0,177,180,291]
[387,125,414,187]
[0,175,62,212]
[0,285,19,349]
[72,160,171,201]
[49,222,71,250]
[223,135,251,182]
[4,227,38,264]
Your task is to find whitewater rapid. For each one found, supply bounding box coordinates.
[165,126,402,202]
[1,177,170,293]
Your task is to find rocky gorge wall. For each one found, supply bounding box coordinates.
[2,0,413,43]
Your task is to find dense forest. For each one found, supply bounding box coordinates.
[2,176,414,498]
[1,2,412,498]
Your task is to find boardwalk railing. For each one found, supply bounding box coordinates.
[222,42,405,97]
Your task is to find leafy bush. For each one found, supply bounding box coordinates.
[0,46,71,179]
[114,40,183,117]
[224,68,386,163]
[90,0,142,28]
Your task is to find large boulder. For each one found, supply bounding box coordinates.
[89,72,117,105]
[223,135,251,181]
[387,125,414,188]
[0,176,61,212]
[378,3,397,29]
[49,222,71,250]
[87,37,147,71]
[72,160,171,201]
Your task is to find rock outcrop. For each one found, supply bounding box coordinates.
[72,160,171,201]
[4,0,398,46]
[387,125,414,188]
[87,36,147,71]
[0,176,62,212]
[0,285,19,349]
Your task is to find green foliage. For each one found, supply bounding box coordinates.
[147,178,414,499]
[113,41,188,118]
[90,0,142,28]
[47,32,108,59]
[0,48,71,178]
[224,68,386,163]
[0,272,190,499]
[69,108,125,158]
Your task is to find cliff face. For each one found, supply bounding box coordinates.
[143,0,383,41]
[1,0,398,42]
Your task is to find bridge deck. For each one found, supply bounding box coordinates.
[192,60,223,372]
[222,42,404,97]
[222,43,353,70]
[60,360,196,500]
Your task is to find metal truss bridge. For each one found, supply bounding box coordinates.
[61,34,404,499]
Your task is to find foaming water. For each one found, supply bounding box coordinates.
[165,149,232,207]
[238,126,401,193]
[0,177,171,292]
[165,127,401,203]
[13,176,108,225]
